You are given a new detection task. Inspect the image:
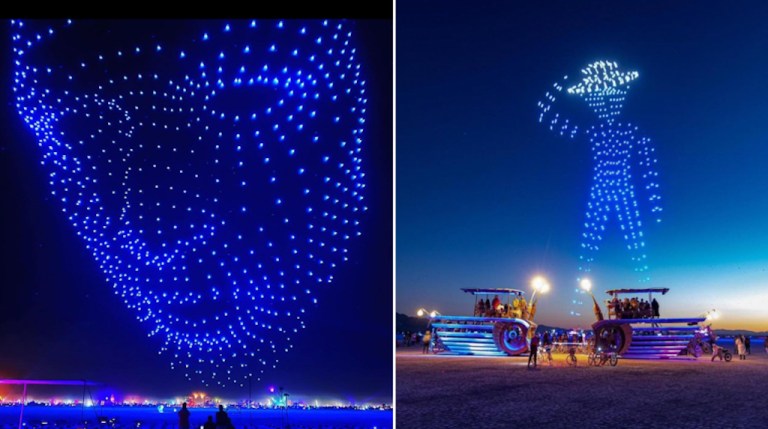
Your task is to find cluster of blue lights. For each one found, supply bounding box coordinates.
[12,19,368,387]
[538,60,662,315]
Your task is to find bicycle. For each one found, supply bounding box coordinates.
[537,345,553,366]
[431,336,446,354]
[590,347,619,367]
[587,351,598,366]
[566,347,577,366]
[723,349,733,362]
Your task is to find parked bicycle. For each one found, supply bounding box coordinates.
[431,336,446,354]
[537,345,553,366]
[588,347,618,367]
[566,347,578,366]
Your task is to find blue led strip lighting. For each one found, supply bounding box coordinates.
[11,19,368,387]
[537,60,662,316]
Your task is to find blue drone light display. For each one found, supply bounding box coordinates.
[11,19,367,387]
[537,60,662,315]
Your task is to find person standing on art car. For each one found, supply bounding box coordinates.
[609,296,621,319]
[178,402,191,429]
[511,296,521,318]
[622,298,631,318]
[652,298,660,318]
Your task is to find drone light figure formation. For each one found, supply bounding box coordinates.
[537,60,662,316]
[11,19,368,387]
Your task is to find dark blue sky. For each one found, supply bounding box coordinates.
[397,1,768,330]
[0,19,392,403]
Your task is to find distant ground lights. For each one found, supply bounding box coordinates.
[12,19,368,386]
[538,60,662,316]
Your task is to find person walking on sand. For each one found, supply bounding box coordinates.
[745,336,751,354]
[735,336,746,360]
[178,402,191,429]
[528,334,540,369]
[711,343,724,362]
[422,330,432,354]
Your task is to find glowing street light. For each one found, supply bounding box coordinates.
[528,276,551,320]
[416,308,440,318]
[705,309,719,322]
[415,308,440,339]
[579,277,604,321]
[529,275,550,304]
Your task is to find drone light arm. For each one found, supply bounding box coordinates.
[537,76,581,139]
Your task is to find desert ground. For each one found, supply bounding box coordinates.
[397,346,768,428]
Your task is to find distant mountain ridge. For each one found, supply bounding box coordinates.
[395,313,429,333]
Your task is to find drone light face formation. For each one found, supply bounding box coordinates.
[11,19,368,387]
[538,60,661,316]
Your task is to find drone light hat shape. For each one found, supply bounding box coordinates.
[567,60,639,122]
[538,59,661,315]
[11,19,368,387]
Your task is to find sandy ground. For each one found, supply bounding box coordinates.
[396,347,768,428]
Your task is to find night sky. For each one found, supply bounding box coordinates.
[0,19,392,403]
[397,2,768,331]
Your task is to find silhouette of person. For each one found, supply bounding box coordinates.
[651,298,660,318]
[215,405,231,429]
[178,402,191,429]
[528,334,540,369]
[735,336,746,360]
[204,416,216,429]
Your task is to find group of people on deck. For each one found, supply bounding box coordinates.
[474,294,529,319]
[608,296,660,319]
